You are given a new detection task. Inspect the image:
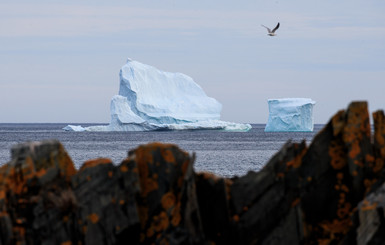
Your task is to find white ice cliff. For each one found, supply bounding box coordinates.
[264,98,315,132]
[64,59,251,132]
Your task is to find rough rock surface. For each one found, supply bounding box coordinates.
[1,101,385,244]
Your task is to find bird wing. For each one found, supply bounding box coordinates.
[261,25,271,33]
[272,22,280,33]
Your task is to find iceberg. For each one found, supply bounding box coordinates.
[64,58,251,132]
[264,98,315,132]
[62,125,87,132]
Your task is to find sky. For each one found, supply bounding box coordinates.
[1,0,385,124]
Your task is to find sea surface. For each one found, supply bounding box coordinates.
[0,123,324,178]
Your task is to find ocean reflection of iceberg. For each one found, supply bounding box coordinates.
[64,58,251,132]
[264,98,316,132]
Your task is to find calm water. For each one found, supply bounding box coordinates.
[0,123,324,178]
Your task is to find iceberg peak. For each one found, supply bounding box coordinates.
[119,59,222,124]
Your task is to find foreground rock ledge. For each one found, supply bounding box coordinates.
[2,101,385,244]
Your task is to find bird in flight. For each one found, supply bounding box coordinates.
[261,22,280,36]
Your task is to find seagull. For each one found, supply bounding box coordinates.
[261,22,280,36]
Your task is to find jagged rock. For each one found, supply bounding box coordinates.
[195,172,232,244]
[0,140,77,245]
[355,182,385,245]
[128,143,204,244]
[0,141,203,245]
[2,102,385,244]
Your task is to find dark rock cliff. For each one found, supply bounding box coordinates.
[1,101,385,244]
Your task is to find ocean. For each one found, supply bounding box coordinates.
[0,123,323,178]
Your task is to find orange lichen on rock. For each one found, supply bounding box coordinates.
[154,211,169,232]
[161,149,176,163]
[146,227,154,238]
[3,141,77,195]
[373,159,384,173]
[170,203,181,227]
[138,206,149,228]
[88,213,99,224]
[136,143,166,165]
[2,157,41,195]
[319,218,353,238]
[142,178,159,197]
[56,144,77,179]
[346,102,369,129]
[232,215,240,222]
[363,178,378,194]
[331,110,346,136]
[108,171,113,178]
[135,144,162,197]
[365,154,375,163]
[133,142,193,244]
[225,178,233,201]
[276,172,285,178]
[348,141,361,159]
[343,103,370,164]
[0,190,5,200]
[35,168,47,178]
[374,112,385,148]
[360,199,378,211]
[120,164,128,173]
[146,211,170,239]
[161,192,176,211]
[63,215,69,223]
[375,131,385,149]
[286,146,307,169]
[80,158,112,171]
[201,172,222,183]
[340,184,349,193]
[336,172,344,180]
[329,140,347,170]
[291,198,300,207]
[0,164,7,180]
[336,202,351,219]
[181,159,189,174]
[373,111,385,181]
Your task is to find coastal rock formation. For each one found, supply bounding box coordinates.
[1,101,385,244]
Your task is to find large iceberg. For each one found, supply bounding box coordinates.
[264,98,315,132]
[65,59,251,132]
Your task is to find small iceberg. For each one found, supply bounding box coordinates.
[63,125,87,132]
[264,98,316,132]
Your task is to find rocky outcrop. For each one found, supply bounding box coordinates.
[1,101,385,244]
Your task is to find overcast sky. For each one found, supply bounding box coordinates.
[1,0,384,124]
